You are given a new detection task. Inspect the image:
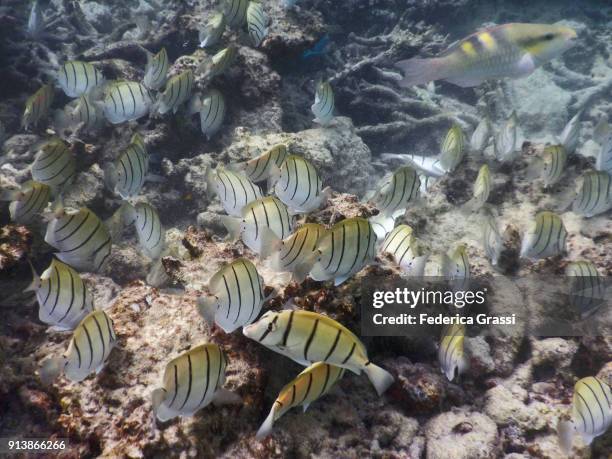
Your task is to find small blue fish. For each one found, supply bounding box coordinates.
[302,35,330,60]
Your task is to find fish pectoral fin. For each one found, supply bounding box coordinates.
[334,274,351,286]
[515,53,536,78]
[211,388,241,406]
[302,402,311,413]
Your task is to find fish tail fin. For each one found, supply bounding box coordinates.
[220,216,243,241]
[395,57,446,87]
[204,166,216,197]
[259,228,282,260]
[197,295,217,327]
[256,407,276,439]
[266,163,282,189]
[152,388,175,422]
[363,362,394,396]
[556,419,575,455]
[24,260,41,292]
[39,356,65,385]
[187,93,203,116]
[369,213,396,240]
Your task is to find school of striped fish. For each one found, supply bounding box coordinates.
[0,1,609,450]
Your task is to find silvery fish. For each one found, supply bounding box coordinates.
[44,205,112,272]
[199,89,226,140]
[309,217,377,286]
[466,164,491,211]
[105,133,150,199]
[200,45,238,80]
[270,155,330,214]
[22,84,54,130]
[596,130,612,175]
[205,167,263,217]
[223,0,249,28]
[54,94,103,132]
[247,1,269,48]
[482,210,502,267]
[27,0,44,38]
[396,23,577,87]
[197,258,271,333]
[102,81,153,124]
[151,344,240,422]
[495,111,518,162]
[520,211,567,260]
[541,144,567,187]
[25,258,94,331]
[157,70,194,115]
[230,144,289,183]
[0,181,51,224]
[39,310,117,384]
[242,309,394,395]
[380,153,446,178]
[566,261,606,319]
[143,48,169,90]
[439,124,465,173]
[558,110,582,154]
[557,376,611,454]
[222,196,293,255]
[572,171,612,218]
[199,12,226,48]
[470,116,492,152]
[442,243,470,290]
[122,202,165,259]
[380,224,429,277]
[31,138,76,191]
[438,323,468,382]
[257,362,345,438]
[56,61,105,98]
[311,81,334,126]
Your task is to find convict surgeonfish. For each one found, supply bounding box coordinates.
[311,81,334,126]
[470,116,492,153]
[199,89,226,140]
[557,376,611,454]
[257,362,345,438]
[101,81,153,124]
[262,223,327,283]
[0,181,51,224]
[438,323,468,382]
[495,111,519,162]
[464,164,491,212]
[44,204,112,272]
[309,217,377,286]
[566,261,606,319]
[520,211,567,260]
[105,133,150,199]
[199,45,238,80]
[152,344,240,422]
[596,130,612,175]
[380,224,429,277]
[396,23,577,88]
[56,61,105,98]
[229,144,289,183]
[572,171,612,218]
[22,84,54,130]
[439,124,465,173]
[481,209,502,267]
[31,138,76,191]
[247,1,269,47]
[143,47,169,90]
[26,258,94,330]
[223,0,249,28]
[157,70,194,115]
[205,166,262,217]
[198,258,272,333]
[122,202,165,259]
[442,243,470,290]
[39,310,116,384]
[558,110,582,154]
[199,11,226,48]
[54,94,103,133]
[222,196,293,255]
[243,309,394,395]
[27,0,44,38]
[270,155,330,214]
[539,145,567,188]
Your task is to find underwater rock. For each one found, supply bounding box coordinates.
[81,1,113,34]
[0,224,32,272]
[531,337,578,370]
[484,384,549,432]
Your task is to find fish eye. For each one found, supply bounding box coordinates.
[543,33,555,41]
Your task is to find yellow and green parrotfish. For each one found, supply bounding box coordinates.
[520,211,567,260]
[157,69,194,115]
[438,323,468,382]
[205,166,263,217]
[311,81,334,126]
[380,224,428,277]
[56,61,105,98]
[143,47,169,90]
[242,309,394,395]
[199,11,226,48]
[0,181,51,224]
[396,23,577,88]
[230,144,289,183]
[572,170,612,218]
[22,84,54,130]
[105,133,150,199]
[31,138,76,191]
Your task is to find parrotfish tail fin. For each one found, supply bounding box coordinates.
[363,362,394,396]
[212,388,241,406]
[259,228,281,260]
[197,295,217,327]
[395,57,445,87]
[256,407,276,439]
[220,215,242,241]
[39,356,65,385]
[24,260,41,292]
[556,419,575,455]
[370,213,396,241]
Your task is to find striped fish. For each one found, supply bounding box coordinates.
[22,84,54,130]
[105,133,150,199]
[102,81,153,124]
[263,223,327,283]
[199,11,226,48]
[56,61,105,98]
[380,224,428,277]
[151,344,240,422]
[25,258,94,330]
[271,155,329,214]
[54,94,102,132]
[44,206,112,272]
[572,171,612,218]
[143,47,169,90]
[200,45,238,80]
[470,116,492,153]
[558,110,582,154]
[197,258,269,333]
[242,309,394,395]
[495,111,518,162]
[39,310,116,384]
[466,164,491,211]
[223,0,249,28]
[257,362,345,438]
[222,196,293,255]
[309,217,377,286]
[230,144,289,183]
[438,323,468,381]
[31,138,76,191]
[247,1,269,47]
[520,211,567,260]
[311,81,334,126]
[157,70,194,115]
[123,202,165,259]
[442,243,470,290]
[0,181,51,224]
[205,166,262,217]
[596,131,612,175]
[557,376,611,454]
[482,210,502,267]
[566,261,606,319]
[541,145,567,187]
[439,124,465,173]
[199,89,226,140]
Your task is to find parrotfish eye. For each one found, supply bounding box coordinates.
[543,33,555,41]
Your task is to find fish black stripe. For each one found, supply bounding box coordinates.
[83,323,95,369]
[199,347,211,406]
[281,311,294,346]
[280,231,301,262]
[64,219,102,253]
[180,354,193,410]
[346,221,362,275]
[92,314,106,361]
[290,159,299,199]
[285,230,309,267]
[290,384,296,405]
[57,212,90,243]
[58,268,76,322]
[324,230,336,270]
[74,340,82,368]
[169,364,179,406]
[81,62,89,92]
[301,373,313,404]
[257,315,278,342]
[244,263,257,322]
[334,224,347,274]
[576,390,596,433]
[304,319,319,361]
[231,265,243,324]
[341,342,356,364]
[55,215,75,234]
[318,364,331,397]
[70,62,77,94]
[300,162,313,207]
[125,151,136,195]
[582,379,606,423]
[324,329,342,361]
[251,207,259,240]
[50,266,61,314]
[117,85,126,116]
[222,275,233,320]
[271,198,285,238]
[382,228,404,253]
